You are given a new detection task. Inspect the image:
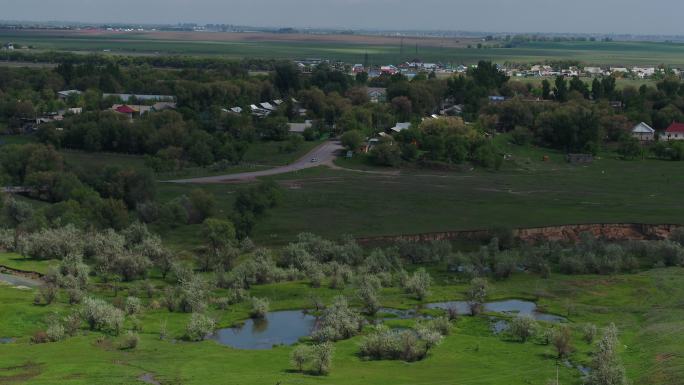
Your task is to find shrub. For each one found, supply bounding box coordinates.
[22,225,84,260]
[46,321,65,342]
[356,275,381,315]
[177,275,209,313]
[583,323,598,344]
[67,288,84,304]
[466,277,489,315]
[587,323,626,385]
[81,297,125,335]
[185,313,215,341]
[37,284,58,305]
[403,268,431,300]
[552,326,573,358]
[64,313,81,336]
[125,296,142,315]
[31,330,49,344]
[311,342,334,375]
[120,331,140,350]
[359,325,433,362]
[249,297,270,319]
[290,345,310,372]
[509,315,537,343]
[312,296,362,342]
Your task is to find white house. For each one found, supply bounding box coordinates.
[390,122,411,133]
[288,120,313,133]
[631,122,655,141]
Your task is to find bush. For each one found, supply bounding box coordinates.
[583,323,598,344]
[67,288,84,304]
[249,297,270,319]
[64,313,82,336]
[21,225,84,260]
[81,297,125,335]
[185,313,215,341]
[403,268,431,300]
[356,276,381,315]
[290,343,334,375]
[46,321,65,342]
[37,284,58,305]
[311,342,334,375]
[587,324,626,385]
[120,331,140,350]
[466,277,489,315]
[509,315,537,343]
[359,325,436,362]
[552,326,573,358]
[312,296,362,342]
[125,296,142,315]
[31,330,49,344]
[291,344,311,372]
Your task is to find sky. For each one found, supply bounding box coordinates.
[1,0,682,35]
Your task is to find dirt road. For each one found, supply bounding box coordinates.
[169,140,343,184]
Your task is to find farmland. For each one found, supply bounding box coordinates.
[4,29,684,66]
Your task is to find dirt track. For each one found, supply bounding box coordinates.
[169,140,343,184]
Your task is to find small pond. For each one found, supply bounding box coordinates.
[425,299,566,322]
[0,273,40,288]
[210,310,317,350]
[0,337,15,344]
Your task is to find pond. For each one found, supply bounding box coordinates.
[0,337,14,344]
[210,299,564,350]
[210,310,317,350]
[425,299,566,322]
[0,273,40,288]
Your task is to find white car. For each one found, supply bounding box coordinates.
[310,157,318,163]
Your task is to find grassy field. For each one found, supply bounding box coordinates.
[4,30,684,66]
[1,249,683,385]
[153,138,684,247]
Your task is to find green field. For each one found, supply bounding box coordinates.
[152,139,684,247]
[4,30,684,66]
[1,247,683,385]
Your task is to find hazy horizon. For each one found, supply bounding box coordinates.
[1,0,683,36]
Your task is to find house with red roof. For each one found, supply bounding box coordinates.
[663,122,684,141]
[111,104,152,120]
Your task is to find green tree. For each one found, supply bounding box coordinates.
[340,130,364,152]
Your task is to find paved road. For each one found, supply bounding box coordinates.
[169,140,344,183]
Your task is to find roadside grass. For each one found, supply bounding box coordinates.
[242,139,324,166]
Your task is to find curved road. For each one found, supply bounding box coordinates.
[169,140,343,183]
